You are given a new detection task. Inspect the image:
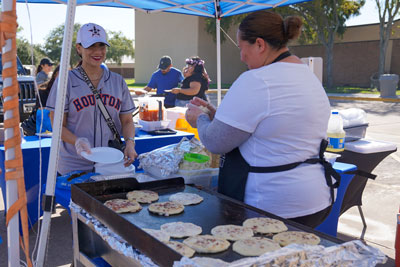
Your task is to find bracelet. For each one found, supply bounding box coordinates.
[126,137,135,144]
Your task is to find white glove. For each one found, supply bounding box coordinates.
[75,137,91,156]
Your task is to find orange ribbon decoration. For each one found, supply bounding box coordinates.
[0,4,33,267]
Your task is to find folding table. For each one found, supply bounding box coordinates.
[316,162,357,236]
[0,130,194,228]
[335,139,397,238]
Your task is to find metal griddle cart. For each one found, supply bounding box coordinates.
[71,177,344,266]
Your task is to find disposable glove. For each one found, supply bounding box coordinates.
[75,137,91,156]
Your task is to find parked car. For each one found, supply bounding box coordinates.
[0,54,37,122]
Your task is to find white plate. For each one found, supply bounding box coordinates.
[36,132,52,137]
[81,147,124,164]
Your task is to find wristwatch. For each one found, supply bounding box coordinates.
[126,137,135,144]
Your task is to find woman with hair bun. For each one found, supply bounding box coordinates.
[170,56,210,107]
[185,11,336,228]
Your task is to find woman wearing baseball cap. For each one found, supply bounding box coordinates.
[46,23,137,175]
[36,58,54,89]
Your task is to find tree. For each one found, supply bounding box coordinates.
[42,23,82,67]
[375,0,400,75]
[287,0,364,88]
[106,31,134,65]
[16,26,46,67]
[204,15,246,43]
[42,24,135,67]
[16,37,46,66]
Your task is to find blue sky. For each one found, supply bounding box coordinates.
[16,0,382,46]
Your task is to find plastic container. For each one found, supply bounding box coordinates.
[343,123,369,142]
[324,152,341,164]
[143,166,219,188]
[166,107,199,139]
[184,153,210,163]
[139,119,170,132]
[138,96,165,121]
[327,111,346,152]
[166,107,187,129]
[134,124,143,136]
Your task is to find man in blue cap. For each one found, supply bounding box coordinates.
[136,55,184,108]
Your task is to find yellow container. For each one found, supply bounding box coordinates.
[175,118,199,139]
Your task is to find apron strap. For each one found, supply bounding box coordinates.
[248,139,340,205]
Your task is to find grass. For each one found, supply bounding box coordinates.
[325,86,400,95]
[125,79,400,95]
[325,86,379,94]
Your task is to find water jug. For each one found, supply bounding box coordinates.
[138,97,164,121]
[326,111,346,152]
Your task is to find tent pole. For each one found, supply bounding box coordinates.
[216,18,221,106]
[35,0,77,265]
[2,0,20,265]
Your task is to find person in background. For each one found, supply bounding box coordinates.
[46,23,137,175]
[37,66,59,109]
[36,58,54,89]
[185,11,337,229]
[21,66,60,136]
[135,55,184,108]
[170,56,210,107]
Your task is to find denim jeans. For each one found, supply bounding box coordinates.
[175,99,191,107]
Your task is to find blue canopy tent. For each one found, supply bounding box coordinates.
[4,0,311,266]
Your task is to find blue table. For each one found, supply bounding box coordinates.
[0,136,51,229]
[0,130,194,228]
[316,162,357,237]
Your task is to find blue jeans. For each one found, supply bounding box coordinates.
[175,99,191,107]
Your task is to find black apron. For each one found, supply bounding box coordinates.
[217,51,341,203]
[218,139,341,203]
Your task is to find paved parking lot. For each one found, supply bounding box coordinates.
[0,93,399,266]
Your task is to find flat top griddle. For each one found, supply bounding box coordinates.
[72,177,342,266]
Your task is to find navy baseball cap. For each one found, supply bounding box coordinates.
[158,56,172,70]
[40,58,54,66]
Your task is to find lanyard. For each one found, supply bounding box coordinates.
[271,50,292,64]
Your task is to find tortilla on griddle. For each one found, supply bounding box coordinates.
[272,231,321,246]
[126,190,159,203]
[211,224,253,241]
[232,237,281,256]
[143,228,170,242]
[161,221,202,238]
[104,199,142,213]
[243,217,288,234]
[183,235,230,253]
[169,192,203,205]
[148,201,184,216]
[164,241,195,258]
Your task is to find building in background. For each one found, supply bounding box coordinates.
[135,12,399,88]
[106,56,135,79]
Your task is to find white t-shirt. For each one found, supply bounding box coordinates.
[215,62,331,218]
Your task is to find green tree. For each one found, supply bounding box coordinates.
[16,37,46,66]
[106,31,134,65]
[287,0,365,88]
[42,23,82,67]
[375,0,400,75]
[42,24,135,67]
[204,15,246,43]
[16,26,46,67]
